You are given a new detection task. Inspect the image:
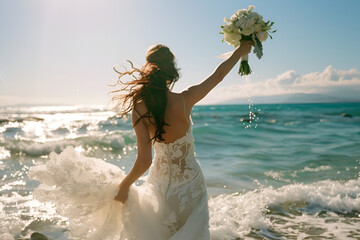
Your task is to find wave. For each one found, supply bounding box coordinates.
[1,178,359,240]
[301,165,332,172]
[0,192,68,240]
[0,105,109,114]
[209,178,360,239]
[0,116,44,124]
[1,131,133,157]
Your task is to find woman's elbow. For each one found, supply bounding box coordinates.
[139,156,152,170]
[145,158,152,169]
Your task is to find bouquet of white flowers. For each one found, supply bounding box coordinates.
[220,5,276,76]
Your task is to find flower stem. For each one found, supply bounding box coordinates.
[239,60,252,76]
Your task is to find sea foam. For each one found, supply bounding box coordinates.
[2,132,127,157]
[209,178,360,239]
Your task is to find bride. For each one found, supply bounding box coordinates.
[29,42,252,240]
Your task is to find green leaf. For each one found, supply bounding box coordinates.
[239,60,252,76]
[253,35,263,60]
[241,35,252,41]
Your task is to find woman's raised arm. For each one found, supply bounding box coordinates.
[183,41,252,107]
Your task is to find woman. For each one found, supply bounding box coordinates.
[29,42,252,240]
[113,42,252,239]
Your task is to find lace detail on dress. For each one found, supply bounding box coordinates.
[148,124,207,235]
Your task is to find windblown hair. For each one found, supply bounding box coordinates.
[111,44,180,142]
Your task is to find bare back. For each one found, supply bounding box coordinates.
[134,91,191,143]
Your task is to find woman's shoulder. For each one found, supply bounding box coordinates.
[166,91,186,107]
[132,101,151,127]
[167,91,182,97]
[179,89,195,108]
[167,91,193,118]
[133,101,147,115]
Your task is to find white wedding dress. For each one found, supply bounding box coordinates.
[29,105,210,239]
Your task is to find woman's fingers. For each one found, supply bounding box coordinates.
[239,40,252,54]
[114,193,128,204]
[114,198,125,203]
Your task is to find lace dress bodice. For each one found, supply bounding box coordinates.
[147,124,208,235]
[149,125,206,200]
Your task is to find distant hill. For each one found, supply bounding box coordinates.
[220,93,360,105]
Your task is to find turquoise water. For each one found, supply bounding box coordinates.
[0,103,359,239]
[192,103,360,194]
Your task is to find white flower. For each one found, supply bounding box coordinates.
[234,19,243,28]
[241,25,254,36]
[251,12,263,22]
[254,23,262,32]
[248,5,255,12]
[247,12,259,26]
[249,16,257,26]
[222,23,235,33]
[223,32,242,47]
[230,12,239,22]
[235,9,247,16]
[224,17,230,23]
[235,14,249,29]
[256,31,268,42]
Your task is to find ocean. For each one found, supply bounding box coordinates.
[0,102,359,239]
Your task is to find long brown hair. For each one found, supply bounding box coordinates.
[111,44,180,142]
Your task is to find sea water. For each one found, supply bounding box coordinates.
[0,103,359,239]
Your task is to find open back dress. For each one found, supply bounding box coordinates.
[29,96,210,240]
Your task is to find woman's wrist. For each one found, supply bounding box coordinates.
[235,45,247,57]
[119,180,131,190]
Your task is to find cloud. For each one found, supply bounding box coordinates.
[203,65,360,104]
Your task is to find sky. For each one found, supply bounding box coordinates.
[0,0,359,106]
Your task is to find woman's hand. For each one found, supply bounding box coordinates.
[182,40,253,107]
[114,184,129,204]
[238,40,252,56]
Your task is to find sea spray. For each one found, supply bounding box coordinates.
[209,178,360,239]
[242,75,260,129]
